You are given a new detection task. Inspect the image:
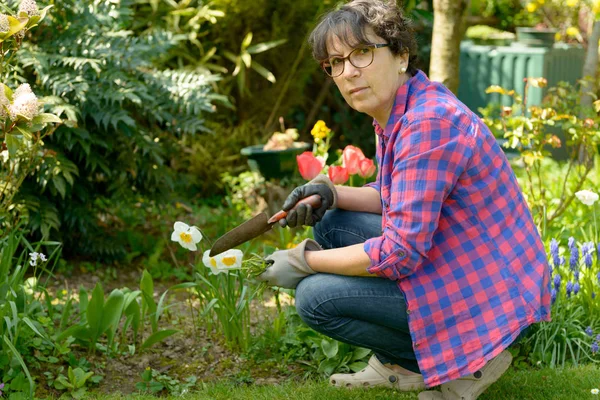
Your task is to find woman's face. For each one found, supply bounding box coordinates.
[326,27,409,126]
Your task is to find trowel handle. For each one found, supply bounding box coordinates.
[267,194,322,224]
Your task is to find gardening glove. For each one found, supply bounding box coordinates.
[279,174,337,228]
[257,238,321,289]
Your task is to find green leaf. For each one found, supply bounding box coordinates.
[250,60,276,83]
[31,113,62,125]
[87,283,105,342]
[321,339,339,359]
[4,335,35,396]
[241,52,251,68]
[5,133,23,158]
[241,32,253,49]
[247,39,287,54]
[140,270,157,332]
[0,16,27,42]
[351,347,371,361]
[99,289,124,335]
[140,329,180,350]
[13,125,33,141]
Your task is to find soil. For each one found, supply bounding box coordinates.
[36,266,304,397]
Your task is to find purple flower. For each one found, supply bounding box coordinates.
[587,326,594,336]
[574,282,580,295]
[559,256,565,266]
[570,246,579,271]
[0,382,4,396]
[597,334,600,342]
[551,289,557,304]
[566,281,573,298]
[550,238,560,267]
[554,274,561,291]
[575,270,580,282]
[597,271,600,285]
[569,237,576,250]
[592,341,599,354]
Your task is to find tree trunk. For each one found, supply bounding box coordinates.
[429,0,470,94]
[580,20,600,114]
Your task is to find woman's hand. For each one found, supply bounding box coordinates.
[257,239,321,288]
[279,175,337,228]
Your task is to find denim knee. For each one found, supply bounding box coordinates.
[313,211,334,249]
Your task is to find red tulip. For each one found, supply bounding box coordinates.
[342,145,366,175]
[297,152,324,180]
[328,166,349,185]
[358,158,376,178]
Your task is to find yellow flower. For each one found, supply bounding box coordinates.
[311,120,331,140]
[566,0,578,6]
[566,27,580,37]
[526,2,537,12]
[146,367,151,371]
[555,32,562,41]
[537,0,545,4]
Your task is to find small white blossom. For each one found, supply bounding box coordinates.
[9,84,38,120]
[592,388,599,395]
[575,190,599,206]
[171,221,202,251]
[202,249,243,275]
[0,14,9,33]
[18,0,39,17]
[0,85,8,119]
[29,251,46,266]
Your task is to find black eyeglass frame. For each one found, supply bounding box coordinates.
[320,43,390,77]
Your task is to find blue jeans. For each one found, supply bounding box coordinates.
[295,209,421,373]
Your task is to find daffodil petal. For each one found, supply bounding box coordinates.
[189,226,203,243]
[174,221,190,232]
[170,230,180,242]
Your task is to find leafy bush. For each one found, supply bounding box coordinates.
[12,0,227,258]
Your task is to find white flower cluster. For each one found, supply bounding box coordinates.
[0,14,9,33]
[29,251,47,267]
[18,0,39,17]
[0,85,9,118]
[9,83,39,120]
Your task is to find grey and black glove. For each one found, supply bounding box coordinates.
[257,239,321,289]
[280,174,337,228]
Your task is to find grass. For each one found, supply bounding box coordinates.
[88,364,600,399]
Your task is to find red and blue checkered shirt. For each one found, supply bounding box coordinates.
[363,70,551,387]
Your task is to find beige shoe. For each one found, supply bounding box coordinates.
[418,350,513,400]
[329,354,426,391]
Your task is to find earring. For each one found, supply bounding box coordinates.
[399,66,407,74]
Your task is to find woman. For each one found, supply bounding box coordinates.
[257,1,551,399]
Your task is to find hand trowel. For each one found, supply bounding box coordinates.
[209,194,321,257]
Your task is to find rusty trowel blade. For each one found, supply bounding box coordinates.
[209,213,275,257]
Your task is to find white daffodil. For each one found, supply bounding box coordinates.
[575,190,599,206]
[171,221,202,251]
[202,249,243,275]
[592,388,599,395]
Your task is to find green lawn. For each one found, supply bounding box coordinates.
[90,365,600,399]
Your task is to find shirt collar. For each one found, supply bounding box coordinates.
[373,69,428,138]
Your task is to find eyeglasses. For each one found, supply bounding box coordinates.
[321,43,389,77]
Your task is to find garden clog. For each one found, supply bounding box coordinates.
[418,350,513,400]
[329,354,426,390]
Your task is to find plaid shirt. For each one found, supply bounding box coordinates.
[363,71,551,387]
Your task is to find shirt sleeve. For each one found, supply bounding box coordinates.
[364,117,474,280]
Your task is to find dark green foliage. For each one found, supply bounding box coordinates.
[11,0,227,258]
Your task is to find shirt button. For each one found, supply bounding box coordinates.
[398,251,405,257]
[406,309,411,315]
[414,342,419,348]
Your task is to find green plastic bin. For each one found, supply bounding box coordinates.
[241,143,310,180]
[458,41,585,114]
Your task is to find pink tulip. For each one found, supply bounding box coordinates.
[297,152,324,180]
[328,166,349,185]
[358,158,376,178]
[342,145,366,175]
